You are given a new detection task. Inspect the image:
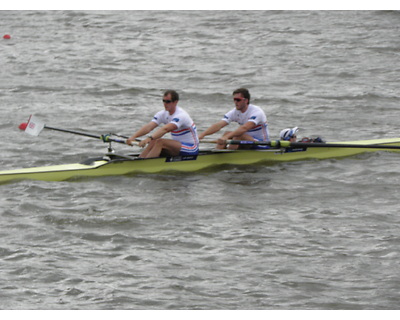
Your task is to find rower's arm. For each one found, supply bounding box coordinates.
[225,121,256,139]
[150,123,178,140]
[127,121,158,143]
[198,120,228,139]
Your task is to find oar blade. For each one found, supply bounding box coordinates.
[24,115,45,136]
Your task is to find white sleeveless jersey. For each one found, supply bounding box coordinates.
[222,104,270,141]
[152,106,199,145]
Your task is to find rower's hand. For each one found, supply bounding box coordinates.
[126,138,134,146]
[138,137,151,148]
[126,137,141,146]
[217,138,227,147]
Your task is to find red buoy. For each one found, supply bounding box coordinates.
[3,34,11,40]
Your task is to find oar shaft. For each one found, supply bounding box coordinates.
[44,125,129,145]
[44,125,100,139]
[227,140,400,150]
[288,142,400,150]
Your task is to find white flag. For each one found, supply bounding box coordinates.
[25,115,45,136]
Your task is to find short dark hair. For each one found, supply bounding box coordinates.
[164,90,179,102]
[233,88,250,101]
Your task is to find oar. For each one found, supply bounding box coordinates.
[226,139,400,150]
[18,115,138,146]
[200,139,400,150]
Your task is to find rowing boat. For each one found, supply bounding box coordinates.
[1,137,400,183]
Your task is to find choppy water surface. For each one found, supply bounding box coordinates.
[1,11,400,309]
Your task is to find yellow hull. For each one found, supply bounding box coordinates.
[1,138,400,183]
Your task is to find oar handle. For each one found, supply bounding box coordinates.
[101,134,139,146]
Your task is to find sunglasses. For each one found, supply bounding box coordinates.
[162,99,174,103]
[233,98,246,102]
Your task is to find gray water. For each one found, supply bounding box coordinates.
[1,10,400,309]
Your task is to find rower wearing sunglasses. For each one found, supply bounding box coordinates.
[126,90,199,158]
[198,88,270,149]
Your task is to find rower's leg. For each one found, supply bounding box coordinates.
[139,140,156,158]
[216,131,233,149]
[227,133,255,150]
[141,139,181,158]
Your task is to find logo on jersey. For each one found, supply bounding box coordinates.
[172,118,180,123]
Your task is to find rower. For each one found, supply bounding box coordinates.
[198,88,270,150]
[126,90,200,159]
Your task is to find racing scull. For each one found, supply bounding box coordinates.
[1,137,400,183]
